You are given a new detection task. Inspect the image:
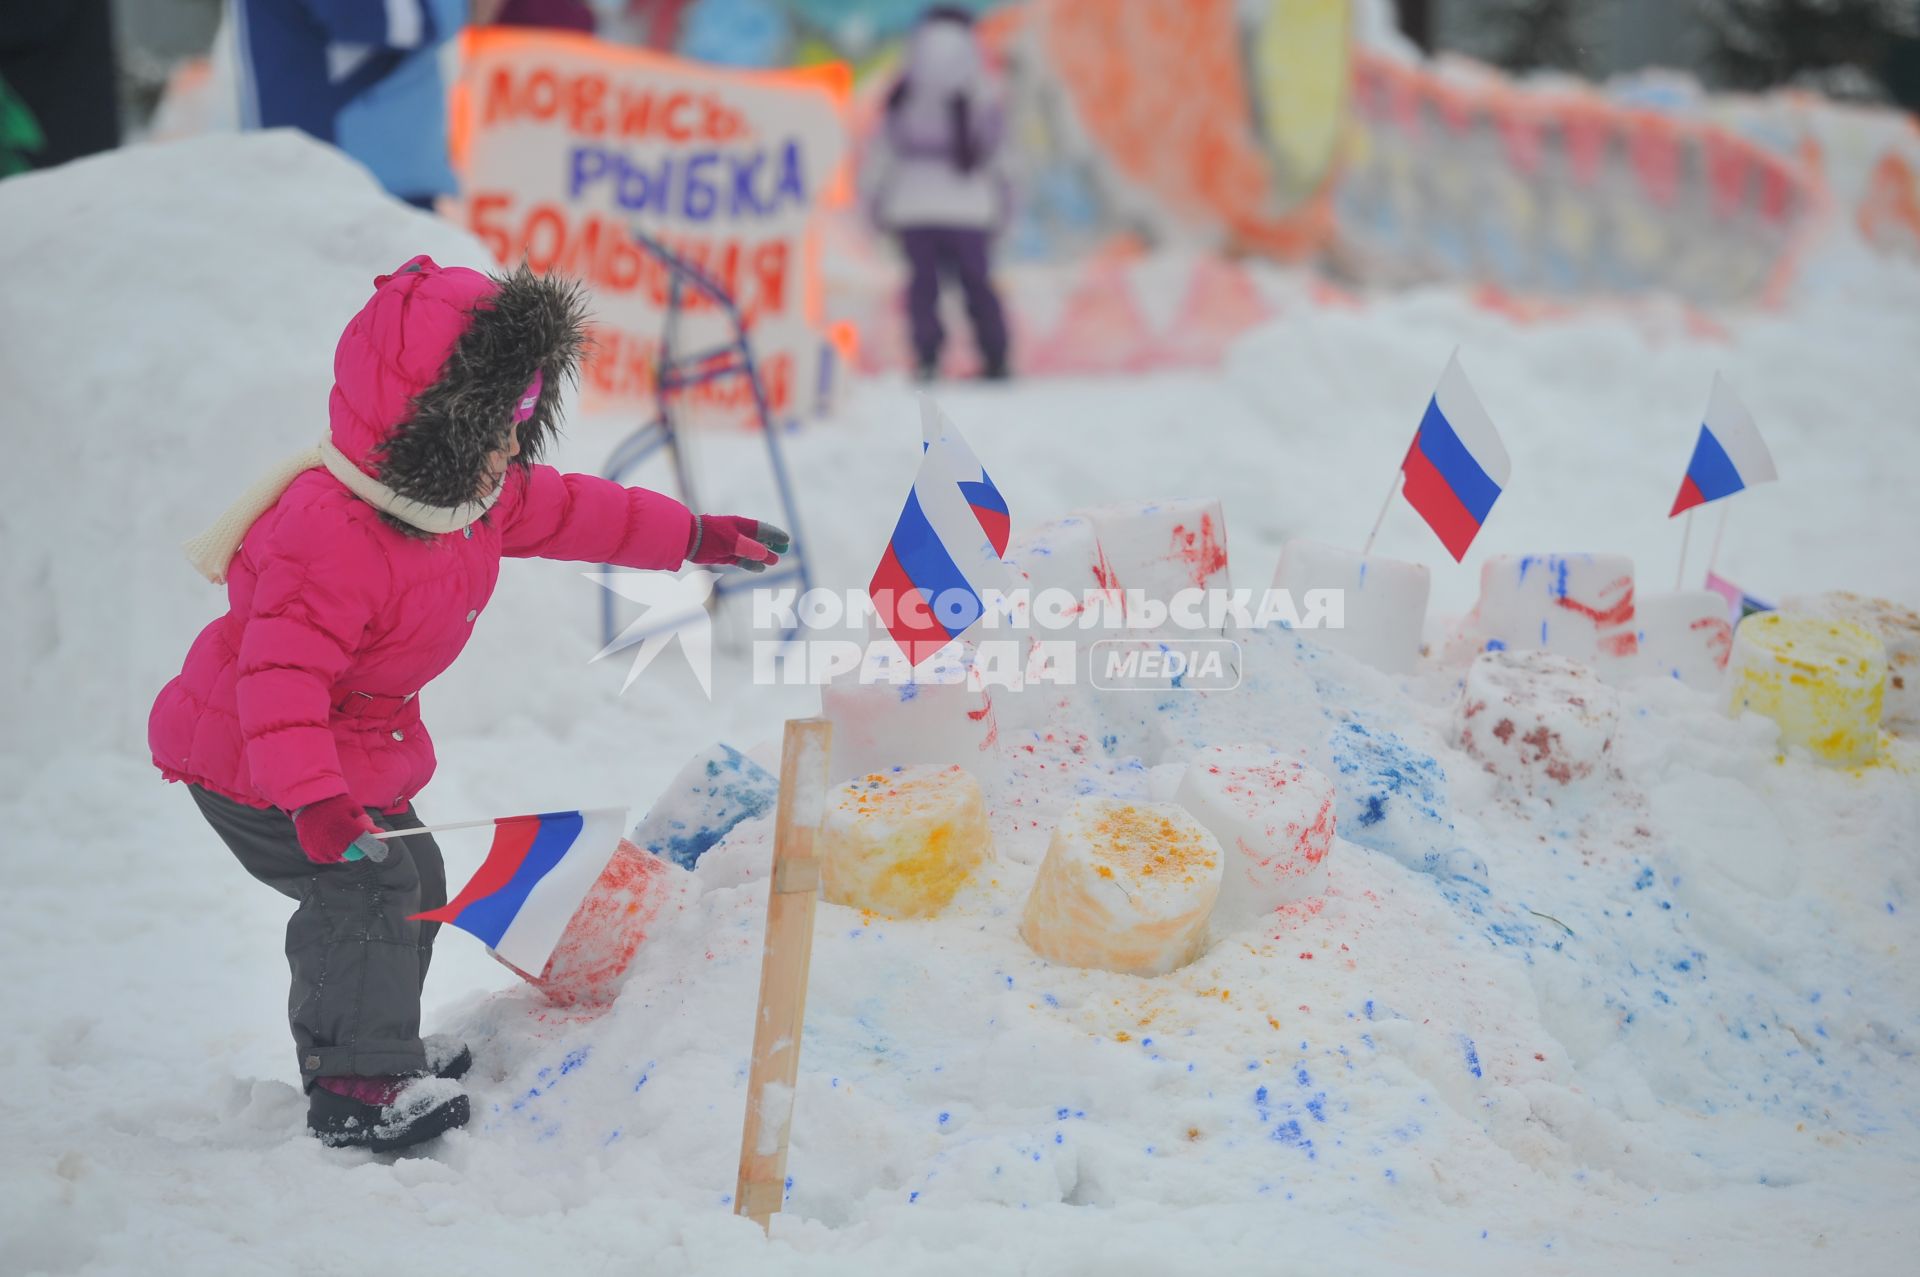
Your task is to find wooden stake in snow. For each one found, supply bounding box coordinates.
[734,717,832,1233]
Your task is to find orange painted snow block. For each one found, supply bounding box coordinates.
[499,839,693,1008]
[817,765,991,919]
[1021,798,1224,977]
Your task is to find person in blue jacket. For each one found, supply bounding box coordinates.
[234,0,468,209]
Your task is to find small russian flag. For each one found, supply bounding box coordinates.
[411,808,626,974]
[869,400,1015,664]
[922,398,1010,557]
[1670,375,1776,517]
[1400,353,1512,563]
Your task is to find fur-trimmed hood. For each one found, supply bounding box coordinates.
[328,255,589,520]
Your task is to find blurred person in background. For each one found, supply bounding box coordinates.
[472,0,597,33]
[232,0,469,210]
[0,0,120,174]
[866,5,1011,382]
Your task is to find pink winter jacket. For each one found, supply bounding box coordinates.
[150,260,692,813]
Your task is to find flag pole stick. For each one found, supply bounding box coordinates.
[735,716,833,1235]
[1675,508,1694,591]
[1361,470,1401,559]
[367,816,517,840]
[1705,502,1731,578]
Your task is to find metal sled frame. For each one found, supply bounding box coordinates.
[598,228,811,649]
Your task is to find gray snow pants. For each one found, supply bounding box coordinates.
[188,786,447,1088]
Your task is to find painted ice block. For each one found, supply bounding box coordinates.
[1020,798,1224,977]
[817,764,991,918]
[1455,650,1620,789]
[1173,746,1335,930]
[1728,612,1886,765]
[1471,553,1638,679]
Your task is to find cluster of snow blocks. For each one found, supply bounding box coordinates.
[534,509,1913,1002]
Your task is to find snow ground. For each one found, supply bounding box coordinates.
[1,133,1917,1276]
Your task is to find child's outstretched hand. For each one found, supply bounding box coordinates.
[687,516,790,573]
[293,796,381,865]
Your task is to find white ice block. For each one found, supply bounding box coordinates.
[1636,589,1734,690]
[1173,747,1335,930]
[1008,515,1104,596]
[1782,591,1919,736]
[1271,538,1430,674]
[1454,651,1620,790]
[1073,498,1232,636]
[1471,553,1640,679]
[820,645,1003,787]
[817,764,991,918]
[1021,798,1224,977]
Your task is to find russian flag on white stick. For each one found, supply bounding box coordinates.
[1400,353,1512,562]
[870,403,1016,665]
[411,809,626,975]
[1670,374,1776,516]
[920,397,1011,556]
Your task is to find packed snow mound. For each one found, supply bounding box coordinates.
[0,131,488,756]
[3,128,1920,1275]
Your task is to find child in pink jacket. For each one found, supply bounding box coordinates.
[150,256,786,1151]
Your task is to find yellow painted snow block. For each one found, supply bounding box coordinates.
[1020,799,1224,978]
[817,765,989,918]
[1727,612,1887,766]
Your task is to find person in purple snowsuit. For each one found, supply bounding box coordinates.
[868,7,1011,381]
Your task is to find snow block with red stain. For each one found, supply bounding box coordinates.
[1455,651,1620,789]
[821,644,1003,788]
[496,838,694,1008]
[1636,589,1733,690]
[1272,538,1430,674]
[1005,515,1126,707]
[1073,498,1232,637]
[1471,554,1639,679]
[1173,746,1335,931]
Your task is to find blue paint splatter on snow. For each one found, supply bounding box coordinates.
[632,743,777,868]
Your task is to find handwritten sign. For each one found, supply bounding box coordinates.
[452,29,849,420]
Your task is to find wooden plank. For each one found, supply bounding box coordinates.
[733,716,832,1232]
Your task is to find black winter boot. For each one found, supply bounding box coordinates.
[308,1075,470,1152]
[421,1035,472,1081]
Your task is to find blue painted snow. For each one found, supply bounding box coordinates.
[631,742,778,869]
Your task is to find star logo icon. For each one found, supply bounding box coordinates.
[582,569,717,697]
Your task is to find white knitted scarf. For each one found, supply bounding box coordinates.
[183,438,502,584]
